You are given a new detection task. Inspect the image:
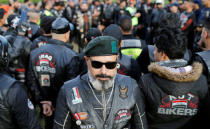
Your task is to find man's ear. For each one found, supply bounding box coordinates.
[204,30,208,39]
[84,56,89,62]
[162,52,169,60]
[65,31,70,40]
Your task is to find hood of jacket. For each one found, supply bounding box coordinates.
[148,60,202,82]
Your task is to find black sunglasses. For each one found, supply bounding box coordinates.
[91,60,117,69]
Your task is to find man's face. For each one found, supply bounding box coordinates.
[85,55,118,81]
[147,0,152,4]
[80,3,88,12]
[106,0,112,4]
[157,3,163,9]
[170,5,178,13]
[183,1,188,9]
[200,27,208,47]
[202,0,209,6]
[14,1,21,9]
[120,1,126,9]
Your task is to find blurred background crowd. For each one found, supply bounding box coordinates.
[0,0,209,53]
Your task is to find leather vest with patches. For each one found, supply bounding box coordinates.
[65,74,137,129]
[0,73,16,129]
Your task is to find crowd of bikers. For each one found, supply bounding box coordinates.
[0,0,210,128]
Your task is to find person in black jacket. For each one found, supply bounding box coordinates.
[192,18,210,86]
[27,18,81,129]
[139,27,208,129]
[180,0,196,51]
[191,17,210,127]
[137,12,192,74]
[118,15,147,60]
[0,35,42,129]
[28,11,42,41]
[31,16,56,50]
[8,19,32,84]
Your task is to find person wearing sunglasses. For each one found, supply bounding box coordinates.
[53,36,148,129]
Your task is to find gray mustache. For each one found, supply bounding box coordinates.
[95,74,112,79]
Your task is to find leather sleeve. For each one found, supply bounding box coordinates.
[53,87,72,129]
[132,79,148,129]
[27,57,44,104]
[8,82,42,129]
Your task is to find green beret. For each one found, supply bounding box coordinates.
[85,36,119,56]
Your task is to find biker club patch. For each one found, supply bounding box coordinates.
[115,109,131,123]
[34,53,56,87]
[158,93,199,116]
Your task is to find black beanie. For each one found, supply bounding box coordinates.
[40,16,56,34]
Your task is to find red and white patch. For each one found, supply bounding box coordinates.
[72,87,83,104]
[115,109,131,123]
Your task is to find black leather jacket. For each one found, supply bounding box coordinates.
[8,35,32,83]
[53,73,148,129]
[27,39,80,105]
[0,73,42,129]
[193,50,210,87]
[139,60,208,129]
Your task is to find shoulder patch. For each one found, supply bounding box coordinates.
[28,99,34,110]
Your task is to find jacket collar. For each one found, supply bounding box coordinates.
[148,60,203,82]
[48,39,73,49]
[155,59,188,68]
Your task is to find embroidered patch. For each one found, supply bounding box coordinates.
[41,74,50,86]
[158,93,198,116]
[35,53,56,73]
[27,99,34,110]
[80,124,95,129]
[73,112,88,121]
[119,86,128,99]
[34,53,56,87]
[115,109,131,123]
[72,87,83,104]
[73,112,89,126]
[111,41,117,53]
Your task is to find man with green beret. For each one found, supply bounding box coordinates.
[53,36,148,129]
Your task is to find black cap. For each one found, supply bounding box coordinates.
[52,18,70,34]
[41,16,56,34]
[86,28,102,42]
[103,24,122,42]
[0,8,6,19]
